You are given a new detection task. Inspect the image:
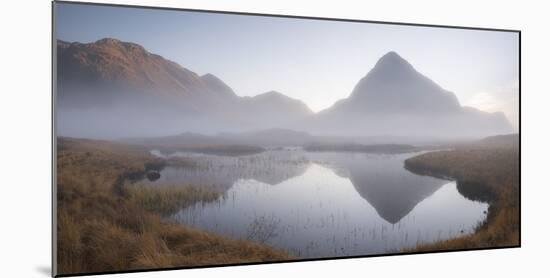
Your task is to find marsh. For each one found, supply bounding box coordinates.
[141,150,489,257]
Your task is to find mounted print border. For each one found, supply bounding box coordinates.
[52,1,521,277]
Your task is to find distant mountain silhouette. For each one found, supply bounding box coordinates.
[241,91,313,128]
[332,51,461,115]
[57,38,514,139]
[316,51,513,137]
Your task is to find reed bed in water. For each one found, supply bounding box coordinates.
[56,137,291,276]
[126,183,220,216]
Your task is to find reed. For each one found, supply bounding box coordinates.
[56,137,290,276]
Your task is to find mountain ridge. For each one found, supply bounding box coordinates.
[56,38,514,138]
[56,38,314,137]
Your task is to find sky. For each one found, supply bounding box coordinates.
[55,3,519,129]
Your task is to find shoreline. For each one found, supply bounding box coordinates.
[56,138,291,276]
[402,147,519,251]
[56,137,519,274]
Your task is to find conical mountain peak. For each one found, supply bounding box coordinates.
[380,51,402,60]
[343,51,461,114]
[373,51,414,72]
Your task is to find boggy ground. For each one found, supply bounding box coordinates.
[403,138,519,251]
[56,138,290,276]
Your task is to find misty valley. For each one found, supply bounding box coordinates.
[56,39,513,139]
[55,35,519,275]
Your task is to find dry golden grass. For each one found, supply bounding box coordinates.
[126,184,220,216]
[56,137,290,276]
[403,143,519,251]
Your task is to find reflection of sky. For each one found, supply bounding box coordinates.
[55,3,519,128]
[143,151,489,256]
[175,163,488,257]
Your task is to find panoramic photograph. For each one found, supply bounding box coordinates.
[54,2,520,276]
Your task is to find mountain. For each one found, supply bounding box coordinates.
[56,38,514,139]
[240,91,313,128]
[200,73,238,100]
[332,51,461,115]
[245,91,312,116]
[56,38,312,137]
[315,51,514,137]
[57,38,238,107]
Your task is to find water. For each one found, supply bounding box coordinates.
[145,150,488,258]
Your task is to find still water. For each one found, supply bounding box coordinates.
[147,150,488,257]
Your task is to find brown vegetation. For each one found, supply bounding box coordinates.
[155,144,265,156]
[126,184,220,216]
[56,137,290,276]
[304,143,417,154]
[403,139,519,251]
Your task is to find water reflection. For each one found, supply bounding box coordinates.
[147,150,310,191]
[308,152,447,223]
[146,150,488,257]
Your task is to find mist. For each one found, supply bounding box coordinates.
[55,38,515,145]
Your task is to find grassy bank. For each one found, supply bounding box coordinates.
[56,138,290,276]
[403,139,519,251]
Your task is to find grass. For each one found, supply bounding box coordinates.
[151,144,265,157]
[56,135,519,274]
[126,184,220,216]
[403,140,519,251]
[56,137,290,276]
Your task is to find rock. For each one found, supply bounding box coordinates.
[146,171,160,181]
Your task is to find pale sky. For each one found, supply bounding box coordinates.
[55,3,519,129]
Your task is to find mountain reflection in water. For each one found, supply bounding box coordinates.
[144,150,488,257]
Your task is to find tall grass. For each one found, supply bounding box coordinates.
[56,137,290,276]
[126,184,220,215]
